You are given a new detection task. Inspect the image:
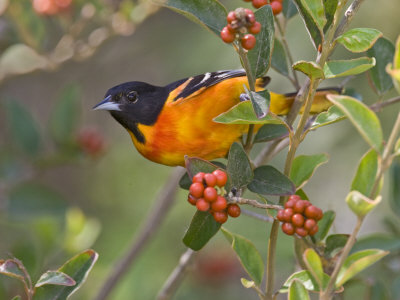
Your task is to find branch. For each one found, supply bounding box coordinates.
[157,248,196,300]
[94,167,185,300]
[230,197,283,210]
[334,0,366,39]
[370,96,400,112]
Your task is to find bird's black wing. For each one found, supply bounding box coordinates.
[166,70,247,102]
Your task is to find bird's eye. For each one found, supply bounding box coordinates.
[126,91,138,103]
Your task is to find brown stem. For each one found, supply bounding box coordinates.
[94,167,185,300]
[320,217,363,300]
[232,197,283,210]
[370,96,400,112]
[157,248,196,300]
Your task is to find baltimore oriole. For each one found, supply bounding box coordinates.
[94,70,338,166]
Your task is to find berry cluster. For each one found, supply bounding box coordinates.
[221,8,260,50]
[248,0,283,15]
[188,170,241,224]
[277,195,323,237]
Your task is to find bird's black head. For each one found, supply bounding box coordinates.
[93,81,168,143]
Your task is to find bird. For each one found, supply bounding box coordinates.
[94,69,338,166]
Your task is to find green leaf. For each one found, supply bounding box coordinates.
[0,259,26,282]
[293,60,324,79]
[49,85,81,145]
[158,0,227,36]
[8,182,67,218]
[293,0,326,49]
[221,228,264,285]
[290,153,329,188]
[303,249,324,287]
[11,296,22,300]
[327,94,383,151]
[309,105,346,131]
[240,278,256,289]
[271,38,289,76]
[248,165,295,196]
[324,57,376,78]
[325,234,349,257]
[367,37,395,95]
[289,279,310,300]
[323,0,338,32]
[346,191,381,218]
[0,44,48,79]
[245,87,270,119]
[283,0,298,19]
[33,250,98,300]
[184,156,220,178]
[351,149,379,197]
[4,99,41,156]
[281,270,319,292]
[254,124,289,143]
[313,210,335,242]
[227,143,253,189]
[336,249,389,287]
[35,271,76,288]
[248,5,275,78]
[391,162,400,214]
[213,101,284,125]
[336,28,382,53]
[182,211,221,251]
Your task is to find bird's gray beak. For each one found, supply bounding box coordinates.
[93,95,121,111]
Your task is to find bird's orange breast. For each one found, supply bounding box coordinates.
[129,77,251,166]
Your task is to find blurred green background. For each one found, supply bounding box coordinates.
[0,0,399,299]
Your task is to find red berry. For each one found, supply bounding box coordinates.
[204,173,217,187]
[271,1,282,15]
[309,225,319,236]
[244,9,256,24]
[241,34,256,50]
[248,21,261,34]
[304,219,317,231]
[276,209,285,221]
[227,204,241,218]
[288,195,301,202]
[211,196,228,212]
[212,169,228,187]
[203,187,218,202]
[188,194,197,206]
[213,211,228,224]
[192,172,205,184]
[252,0,268,9]
[293,200,309,214]
[196,198,210,211]
[272,0,283,3]
[284,199,295,209]
[282,208,294,222]
[227,11,237,23]
[77,128,106,157]
[305,205,323,221]
[189,182,204,198]
[291,213,304,227]
[282,223,294,235]
[221,26,236,43]
[295,227,308,237]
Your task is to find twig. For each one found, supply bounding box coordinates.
[94,167,185,300]
[241,208,275,223]
[254,138,290,167]
[334,0,366,39]
[157,248,196,300]
[370,96,400,112]
[231,197,283,210]
[320,217,363,300]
